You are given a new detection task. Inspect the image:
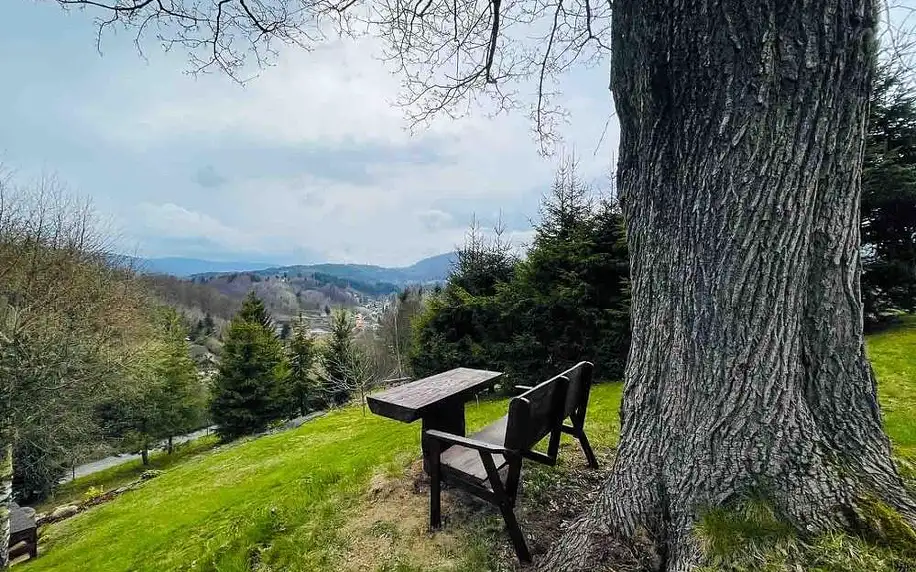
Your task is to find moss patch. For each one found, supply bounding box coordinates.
[694,496,916,572]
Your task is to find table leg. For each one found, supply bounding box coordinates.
[421,400,466,475]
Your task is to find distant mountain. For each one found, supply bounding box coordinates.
[193,252,458,286]
[121,257,275,277]
[134,252,458,327]
[402,252,457,282]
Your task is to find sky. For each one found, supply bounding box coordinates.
[0,1,619,267]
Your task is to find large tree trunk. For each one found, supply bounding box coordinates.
[0,441,11,568]
[542,1,916,570]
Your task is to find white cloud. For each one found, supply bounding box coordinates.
[4,12,620,266]
[136,203,249,249]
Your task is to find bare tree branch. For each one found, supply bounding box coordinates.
[45,0,916,150]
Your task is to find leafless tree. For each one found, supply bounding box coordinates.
[0,172,150,566]
[320,343,396,415]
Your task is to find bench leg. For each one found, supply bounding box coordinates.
[499,503,531,563]
[576,428,598,469]
[427,437,442,529]
[547,428,562,463]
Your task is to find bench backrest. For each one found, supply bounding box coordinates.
[558,361,595,421]
[504,374,568,451]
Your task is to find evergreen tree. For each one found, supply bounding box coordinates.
[287,314,318,414]
[507,160,630,380]
[322,309,357,405]
[410,223,514,379]
[238,291,273,331]
[862,65,916,326]
[150,310,208,455]
[211,297,288,440]
[411,158,630,384]
[279,322,292,340]
[97,308,206,464]
[203,312,215,336]
[451,217,517,296]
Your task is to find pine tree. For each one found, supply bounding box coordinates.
[861,65,916,325]
[287,314,318,414]
[238,291,273,331]
[203,313,215,336]
[211,297,288,440]
[322,309,357,405]
[97,308,207,464]
[509,158,630,379]
[152,310,207,454]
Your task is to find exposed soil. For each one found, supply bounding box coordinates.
[343,441,615,571]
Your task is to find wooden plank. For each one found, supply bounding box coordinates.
[367,367,503,422]
[440,415,510,481]
[9,504,35,535]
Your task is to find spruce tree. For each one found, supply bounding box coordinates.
[203,313,215,336]
[287,314,317,414]
[862,65,916,325]
[153,309,207,454]
[322,309,357,405]
[509,159,630,379]
[238,290,273,331]
[211,293,288,440]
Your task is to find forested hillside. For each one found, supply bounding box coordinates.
[144,269,400,327]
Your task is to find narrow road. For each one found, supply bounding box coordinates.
[59,426,217,483]
[61,411,328,483]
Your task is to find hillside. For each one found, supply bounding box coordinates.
[23,318,916,572]
[192,252,457,286]
[133,257,273,277]
[267,252,458,286]
[126,252,458,283]
[142,253,455,330]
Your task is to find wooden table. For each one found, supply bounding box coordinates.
[9,502,37,560]
[367,367,504,472]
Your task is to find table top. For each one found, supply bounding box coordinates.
[10,503,36,534]
[367,367,503,423]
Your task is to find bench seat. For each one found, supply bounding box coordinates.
[440,415,509,481]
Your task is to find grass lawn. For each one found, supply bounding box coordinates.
[22,318,916,572]
[867,315,916,458]
[24,387,621,572]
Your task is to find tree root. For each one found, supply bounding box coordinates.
[537,476,916,572]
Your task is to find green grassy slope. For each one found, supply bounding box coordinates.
[25,385,622,572]
[868,315,916,457]
[24,318,915,571]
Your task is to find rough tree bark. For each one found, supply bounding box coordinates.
[0,442,11,568]
[541,1,916,570]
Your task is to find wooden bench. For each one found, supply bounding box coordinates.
[512,361,598,469]
[8,502,38,561]
[423,361,598,562]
